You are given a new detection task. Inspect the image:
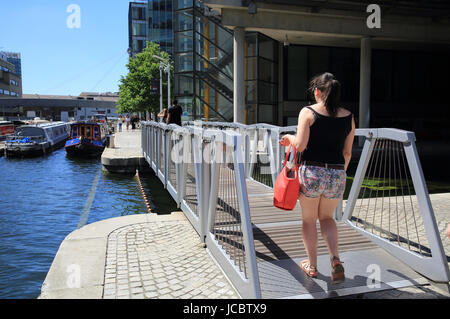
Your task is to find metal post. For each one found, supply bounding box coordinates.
[160,64,163,115]
[342,131,376,221]
[167,65,171,109]
[403,140,450,282]
[233,27,245,124]
[359,36,371,146]
[201,138,211,242]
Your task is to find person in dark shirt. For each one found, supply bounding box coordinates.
[166,100,183,126]
[280,72,355,284]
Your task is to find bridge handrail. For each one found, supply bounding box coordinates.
[141,120,450,298]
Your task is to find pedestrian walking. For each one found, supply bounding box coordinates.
[279,72,355,283]
[158,108,168,123]
[131,115,136,130]
[118,115,123,132]
[125,114,130,130]
[166,100,183,126]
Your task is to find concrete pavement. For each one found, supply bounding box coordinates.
[39,212,239,299]
[39,196,450,299]
[101,129,150,173]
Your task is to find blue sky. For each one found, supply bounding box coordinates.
[0,0,132,96]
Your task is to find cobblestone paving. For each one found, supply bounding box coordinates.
[102,220,239,299]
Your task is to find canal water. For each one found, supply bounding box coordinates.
[0,149,177,299]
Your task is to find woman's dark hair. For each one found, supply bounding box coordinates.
[308,72,341,117]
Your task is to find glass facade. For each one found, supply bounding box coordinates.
[172,1,279,123]
[173,1,234,121]
[245,33,279,124]
[129,2,148,57]
[282,44,450,140]
[284,45,359,103]
[148,0,174,55]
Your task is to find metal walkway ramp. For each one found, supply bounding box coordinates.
[141,121,450,299]
[247,180,426,298]
[258,248,427,299]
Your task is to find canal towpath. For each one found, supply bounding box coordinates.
[101,128,150,174]
[39,128,450,299]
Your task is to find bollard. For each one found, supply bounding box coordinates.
[107,135,115,148]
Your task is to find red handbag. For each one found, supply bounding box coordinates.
[273,145,300,211]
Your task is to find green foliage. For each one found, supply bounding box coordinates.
[117,42,172,115]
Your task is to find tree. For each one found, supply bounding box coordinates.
[117,42,172,117]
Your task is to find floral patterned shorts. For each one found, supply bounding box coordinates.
[299,165,347,199]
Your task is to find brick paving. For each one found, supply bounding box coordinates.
[102,220,239,299]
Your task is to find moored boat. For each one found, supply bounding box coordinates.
[5,122,70,157]
[65,121,109,157]
[0,121,15,142]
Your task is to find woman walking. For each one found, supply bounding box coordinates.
[280,72,355,283]
[125,114,130,131]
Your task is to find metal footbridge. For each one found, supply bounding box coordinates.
[141,121,450,299]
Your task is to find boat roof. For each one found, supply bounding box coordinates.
[21,122,68,129]
[70,121,106,126]
[70,120,102,124]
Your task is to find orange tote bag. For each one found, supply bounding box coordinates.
[273,146,300,211]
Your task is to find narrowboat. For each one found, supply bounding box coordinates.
[0,121,15,141]
[65,121,109,157]
[5,122,71,157]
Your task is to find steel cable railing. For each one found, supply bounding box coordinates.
[167,131,177,191]
[183,133,199,217]
[350,138,430,257]
[141,121,450,295]
[343,128,449,282]
[212,143,248,277]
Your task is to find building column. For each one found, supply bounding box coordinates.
[233,27,245,123]
[359,36,371,129]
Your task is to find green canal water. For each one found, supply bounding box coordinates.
[0,149,177,299]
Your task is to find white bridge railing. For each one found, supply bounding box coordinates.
[142,121,450,298]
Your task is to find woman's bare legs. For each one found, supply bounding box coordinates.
[299,194,321,268]
[318,197,341,259]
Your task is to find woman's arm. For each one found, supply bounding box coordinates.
[280,107,313,153]
[342,116,356,171]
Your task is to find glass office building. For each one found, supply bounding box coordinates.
[173,1,279,123]
[129,2,148,57]
[148,0,174,56]
[174,1,233,121]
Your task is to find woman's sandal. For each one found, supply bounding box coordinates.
[300,260,318,278]
[331,256,345,284]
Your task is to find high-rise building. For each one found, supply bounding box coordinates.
[147,0,450,141]
[128,1,149,57]
[173,1,278,123]
[0,52,22,77]
[173,1,234,121]
[148,0,174,56]
[0,55,22,98]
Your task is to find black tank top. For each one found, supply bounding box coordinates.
[301,106,353,165]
